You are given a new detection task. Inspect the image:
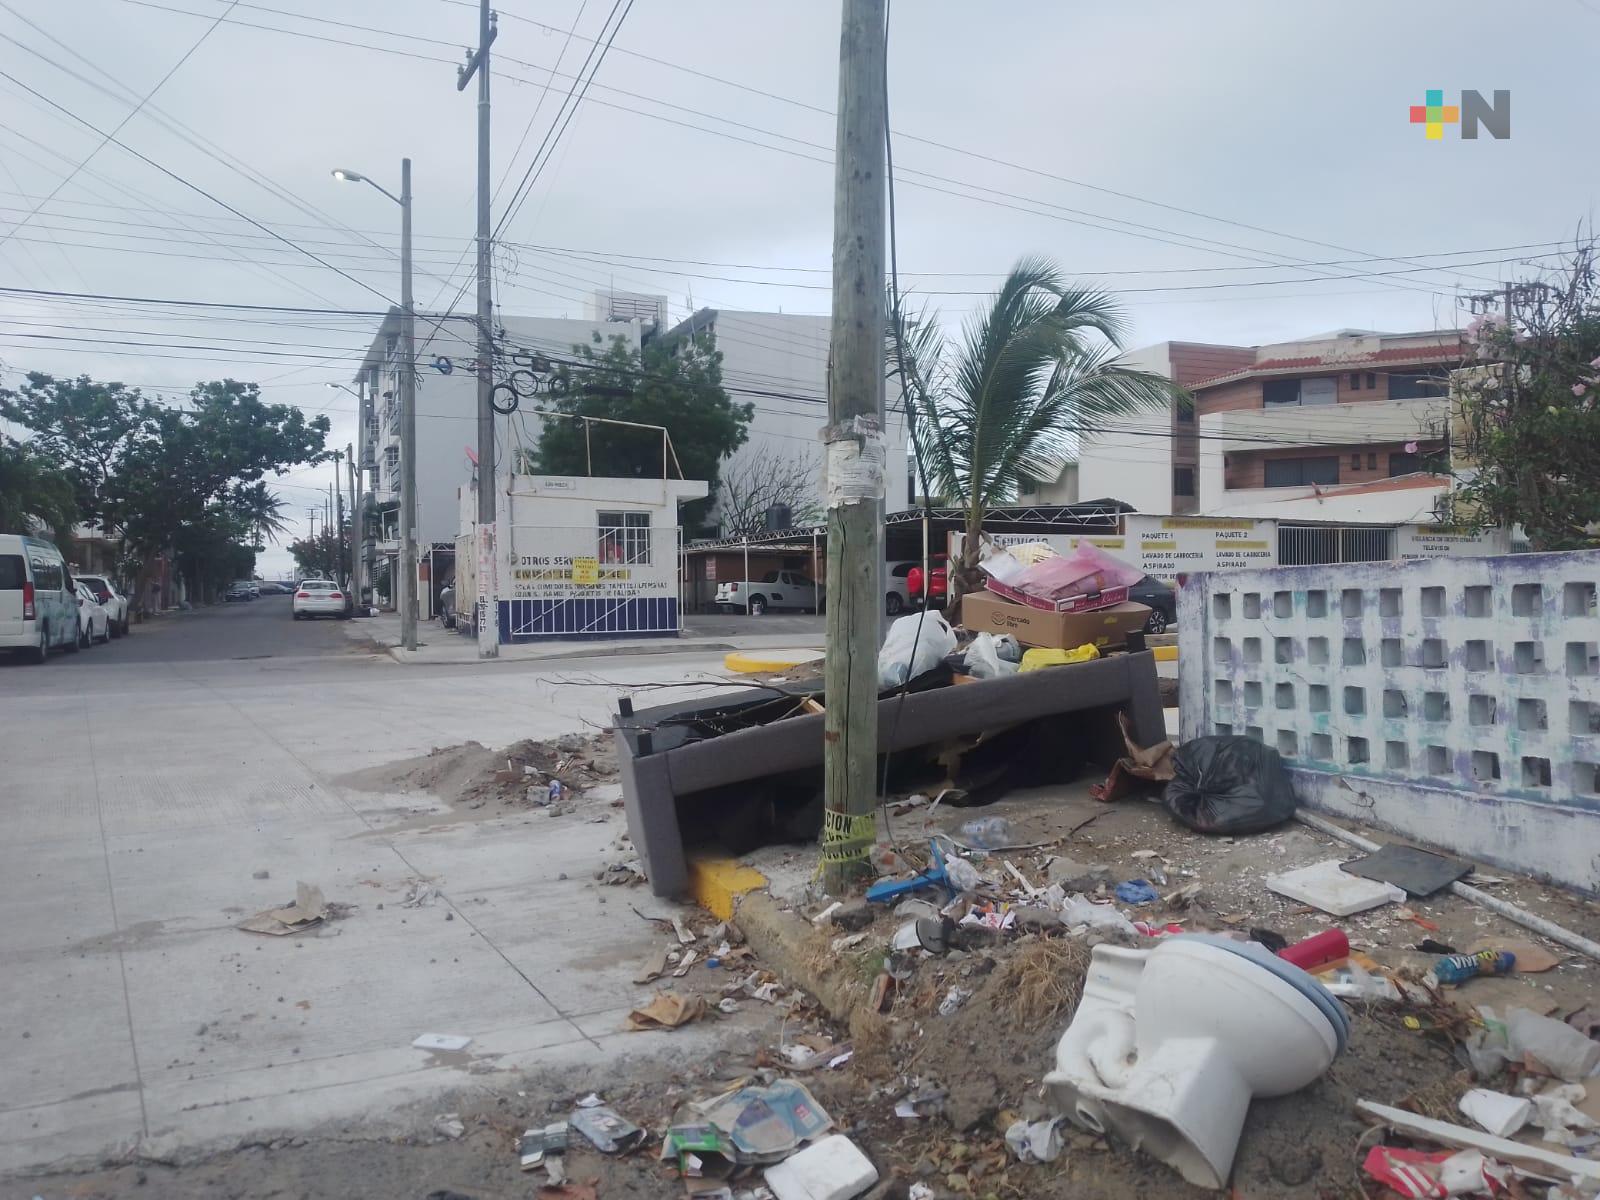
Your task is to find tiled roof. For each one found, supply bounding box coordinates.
[1191,343,1464,390]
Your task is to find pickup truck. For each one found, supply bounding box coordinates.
[714,570,820,615]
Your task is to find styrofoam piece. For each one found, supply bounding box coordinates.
[763,1134,879,1200]
[1264,858,1405,916]
[412,1033,472,1052]
[1458,1088,1533,1137]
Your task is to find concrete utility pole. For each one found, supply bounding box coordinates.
[346,443,357,597]
[821,0,888,894]
[459,1,499,658]
[332,451,346,590]
[398,158,419,650]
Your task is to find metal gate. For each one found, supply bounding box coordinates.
[1277,524,1396,566]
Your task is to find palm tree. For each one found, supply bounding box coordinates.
[890,256,1184,614]
[232,481,293,548]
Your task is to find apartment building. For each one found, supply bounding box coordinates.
[1077,330,1462,522]
[659,308,911,533]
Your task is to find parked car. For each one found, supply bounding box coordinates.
[292,579,348,619]
[714,570,819,615]
[248,581,261,598]
[74,581,111,646]
[886,561,915,614]
[225,580,254,602]
[1128,574,1178,633]
[0,533,80,662]
[907,556,949,609]
[74,573,129,637]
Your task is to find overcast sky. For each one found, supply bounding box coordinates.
[0,0,1593,576]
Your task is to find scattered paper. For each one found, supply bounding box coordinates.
[575,1093,604,1108]
[238,882,328,935]
[570,1105,646,1153]
[412,1033,472,1052]
[519,1121,569,1169]
[625,992,707,1031]
[1005,1116,1067,1164]
[673,949,701,977]
[634,946,670,984]
[672,914,697,945]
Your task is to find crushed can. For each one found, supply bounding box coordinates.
[547,779,563,806]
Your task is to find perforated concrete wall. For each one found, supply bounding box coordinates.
[1178,550,1600,893]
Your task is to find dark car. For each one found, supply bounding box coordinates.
[1128,575,1177,633]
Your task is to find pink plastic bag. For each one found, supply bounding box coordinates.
[1010,542,1142,601]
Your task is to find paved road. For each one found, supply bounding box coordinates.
[0,601,756,1176]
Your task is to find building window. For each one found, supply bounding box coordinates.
[1387,370,1440,400]
[1175,399,1195,424]
[1173,466,1195,497]
[1263,377,1337,407]
[1366,372,1377,390]
[1388,451,1421,476]
[1349,373,1361,390]
[598,510,651,564]
[1350,453,1362,470]
[1367,452,1378,470]
[1263,456,1340,488]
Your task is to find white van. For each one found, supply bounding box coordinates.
[0,534,80,663]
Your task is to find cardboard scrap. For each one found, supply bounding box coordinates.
[625,992,707,1031]
[1469,937,1561,974]
[519,1122,570,1169]
[238,881,329,935]
[634,946,670,985]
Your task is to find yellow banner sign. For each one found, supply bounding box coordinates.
[570,556,599,585]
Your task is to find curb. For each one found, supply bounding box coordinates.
[733,892,864,1024]
[686,855,768,921]
[723,649,825,674]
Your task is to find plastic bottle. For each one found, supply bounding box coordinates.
[1432,949,1515,985]
[1278,928,1350,972]
[958,817,1014,849]
[547,779,563,805]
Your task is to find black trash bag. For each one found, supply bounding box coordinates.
[1163,735,1298,835]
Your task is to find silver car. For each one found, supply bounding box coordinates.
[292,580,348,620]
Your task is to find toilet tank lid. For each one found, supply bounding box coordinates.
[1175,934,1351,1053]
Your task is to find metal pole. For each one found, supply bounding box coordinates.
[822,0,887,894]
[344,443,355,589]
[351,431,363,605]
[399,156,419,651]
[461,0,499,659]
[333,456,346,590]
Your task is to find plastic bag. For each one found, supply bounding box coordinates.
[962,632,1018,680]
[1009,542,1142,601]
[878,611,958,689]
[958,816,1014,848]
[1163,735,1298,835]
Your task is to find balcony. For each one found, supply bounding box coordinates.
[1199,397,1446,453]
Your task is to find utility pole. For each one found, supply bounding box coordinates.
[821,0,887,894]
[459,1,499,658]
[332,451,346,591]
[346,442,357,600]
[399,158,419,651]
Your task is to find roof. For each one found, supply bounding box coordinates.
[1191,342,1465,390]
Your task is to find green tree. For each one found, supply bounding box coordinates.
[0,434,79,542]
[287,523,347,580]
[0,372,149,534]
[1449,244,1600,550]
[531,330,753,534]
[889,257,1183,612]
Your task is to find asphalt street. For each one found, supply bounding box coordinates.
[0,598,754,1177]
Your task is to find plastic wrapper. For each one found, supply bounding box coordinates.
[1163,736,1298,835]
[962,632,1019,680]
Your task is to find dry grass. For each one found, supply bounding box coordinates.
[994,935,1092,1026]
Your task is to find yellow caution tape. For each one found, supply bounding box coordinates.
[819,809,876,866]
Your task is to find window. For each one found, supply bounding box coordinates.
[1387,370,1440,400]
[1176,400,1195,424]
[1389,451,1421,476]
[1173,466,1195,497]
[598,510,651,564]
[0,554,23,589]
[1367,452,1377,470]
[1366,372,1377,390]
[1349,373,1361,390]
[1263,456,1340,488]
[1350,453,1362,470]
[1262,377,1336,407]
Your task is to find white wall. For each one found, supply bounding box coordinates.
[697,311,910,525]
[1077,343,1172,510]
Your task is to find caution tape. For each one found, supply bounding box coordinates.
[819,809,876,867]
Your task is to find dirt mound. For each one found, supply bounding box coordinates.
[338,731,618,812]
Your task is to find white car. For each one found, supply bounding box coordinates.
[714,570,820,615]
[292,579,348,619]
[74,573,129,637]
[74,581,111,646]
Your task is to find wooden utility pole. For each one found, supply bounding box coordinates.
[822,0,887,894]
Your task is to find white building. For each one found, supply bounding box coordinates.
[456,472,708,642]
[1076,331,1462,525]
[659,308,912,533]
[355,309,643,611]
[588,289,669,330]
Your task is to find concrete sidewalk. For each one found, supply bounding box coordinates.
[345,611,825,666]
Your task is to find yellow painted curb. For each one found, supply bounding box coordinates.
[723,649,823,674]
[1153,645,1178,662]
[687,855,767,921]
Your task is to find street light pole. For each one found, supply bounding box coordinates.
[333,160,417,649]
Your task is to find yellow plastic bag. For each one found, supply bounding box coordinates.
[1018,643,1100,672]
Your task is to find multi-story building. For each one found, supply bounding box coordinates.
[658,308,911,533]
[1077,330,1463,523]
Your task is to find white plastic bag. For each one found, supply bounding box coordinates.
[962,632,1018,680]
[877,611,957,689]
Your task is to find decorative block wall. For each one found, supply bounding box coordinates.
[1178,551,1600,893]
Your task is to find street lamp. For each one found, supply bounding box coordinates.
[334,159,417,652]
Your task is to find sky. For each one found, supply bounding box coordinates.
[0,0,1594,577]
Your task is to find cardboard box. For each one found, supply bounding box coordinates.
[983,579,1131,615]
[961,591,1152,651]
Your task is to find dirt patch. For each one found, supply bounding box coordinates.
[338,731,619,814]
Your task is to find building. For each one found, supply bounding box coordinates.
[354,309,644,614]
[456,471,708,642]
[588,289,669,331]
[1078,331,1462,523]
[659,308,911,533]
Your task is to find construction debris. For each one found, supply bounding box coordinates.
[237,882,330,935]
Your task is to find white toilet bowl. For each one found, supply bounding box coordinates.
[1044,935,1349,1190]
